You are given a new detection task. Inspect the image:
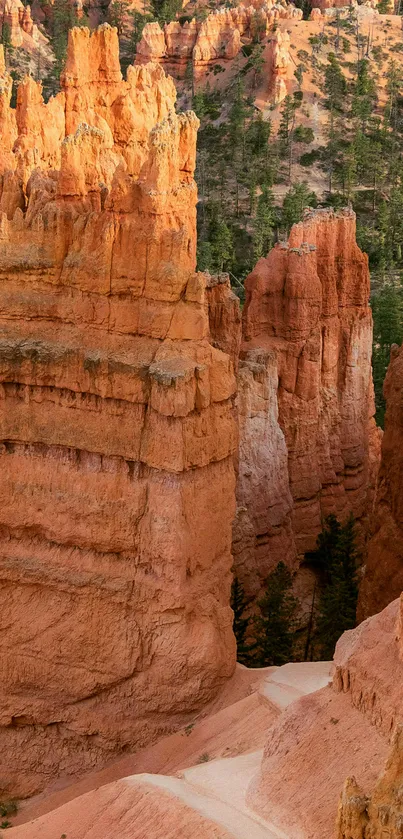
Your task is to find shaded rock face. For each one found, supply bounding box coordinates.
[135,2,302,78]
[359,344,403,619]
[235,209,376,596]
[248,596,403,839]
[337,726,403,839]
[336,598,403,839]
[0,25,237,798]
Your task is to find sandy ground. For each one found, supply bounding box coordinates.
[9,662,332,838]
[11,665,275,826]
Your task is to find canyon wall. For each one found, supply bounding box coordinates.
[0,24,238,799]
[235,209,377,596]
[359,343,403,619]
[135,1,301,79]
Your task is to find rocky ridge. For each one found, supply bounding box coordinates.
[135,1,301,81]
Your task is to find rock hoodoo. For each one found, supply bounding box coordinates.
[267,29,291,104]
[0,24,238,798]
[359,342,403,618]
[135,1,302,79]
[235,209,377,596]
[0,0,45,48]
[337,725,403,839]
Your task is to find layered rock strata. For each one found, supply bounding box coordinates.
[359,343,403,618]
[0,24,237,798]
[235,209,376,595]
[135,1,302,78]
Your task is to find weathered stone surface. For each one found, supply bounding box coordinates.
[248,596,403,839]
[233,349,296,597]
[236,208,377,594]
[359,343,403,619]
[135,2,302,77]
[337,725,403,839]
[0,0,45,48]
[205,273,242,373]
[267,29,291,104]
[0,24,237,798]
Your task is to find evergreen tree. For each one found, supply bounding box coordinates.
[252,562,299,667]
[312,514,359,660]
[324,52,346,135]
[281,182,317,230]
[351,58,377,133]
[1,22,12,68]
[151,0,181,24]
[209,206,232,272]
[253,185,275,259]
[43,0,87,97]
[249,43,264,90]
[371,281,403,426]
[108,0,130,36]
[231,577,252,665]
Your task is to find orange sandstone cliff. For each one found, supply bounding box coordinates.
[0,24,238,798]
[235,209,377,596]
[359,343,403,619]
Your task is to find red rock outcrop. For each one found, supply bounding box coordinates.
[0,0,45,48]
[248,595,403,839]
[135,2,302,78]
[267,29,291,104]
[337,725,403,839]
[0,24,238,799]
[236,209,376,595]
[359,343,403,619]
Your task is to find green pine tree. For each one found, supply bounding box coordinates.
[251,562,299,667]
[371,281,403,426]
[231,577,252,665]
[252,185,275,260]
[312,514,359,660]
[281,182,317,231]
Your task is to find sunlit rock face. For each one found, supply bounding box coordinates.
[0,24,237,798]
[235,208,377,597]
[135,2,302,79]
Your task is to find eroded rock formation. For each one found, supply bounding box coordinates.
[337,726,403,839]
[0,24,238,798]
[267,29,291,104]
[359,343,403,619]
[0,0,45,48]
[248,595,403,838]
[235,209,377,596]
[136,2,302,78]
